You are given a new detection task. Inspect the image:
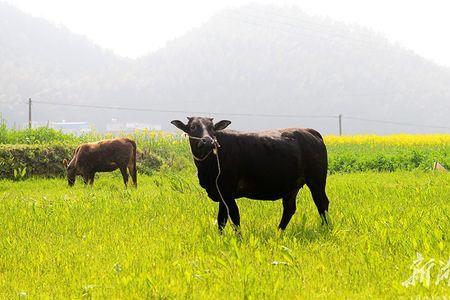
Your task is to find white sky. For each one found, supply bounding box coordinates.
[4,0,450,67]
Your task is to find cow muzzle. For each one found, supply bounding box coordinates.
[198,136,214,148]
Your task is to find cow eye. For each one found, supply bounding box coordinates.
[190,124,197,130]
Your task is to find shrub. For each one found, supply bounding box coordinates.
[0,144,74,179]
[0,143,165,179]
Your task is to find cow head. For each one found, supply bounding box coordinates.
[171,117,231,156]
[63,158,76,186]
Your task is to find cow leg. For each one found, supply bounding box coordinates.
[225,198,240,231]
[127,161,137,188]
[120,167,129,188]
[89,174,95,185]
[217,202,228,233]
[278,190,298,230]
[83,174,90,185]
[306,179,330,225]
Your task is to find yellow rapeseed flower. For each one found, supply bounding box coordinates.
[324,134,450,146]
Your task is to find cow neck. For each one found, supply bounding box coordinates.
[68,157,77,168]
[189,134,230,219]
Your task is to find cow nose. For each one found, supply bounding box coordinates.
[200,136,213,145]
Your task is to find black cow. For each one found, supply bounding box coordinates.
[171,117,330,232]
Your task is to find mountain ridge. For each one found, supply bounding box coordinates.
[1,3,449,134]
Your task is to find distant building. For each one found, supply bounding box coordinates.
[106,120,161,133]
[105,121,122,132]
[49,121,91,135]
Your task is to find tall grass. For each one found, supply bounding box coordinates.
[1,125,449,297]
[0,171,449,298]
[0,121,78,144]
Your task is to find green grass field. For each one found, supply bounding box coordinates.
[1,170,449,298]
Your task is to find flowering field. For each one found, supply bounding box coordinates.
[325,134,450,173]
[325,134,450,146]
[1,124,450,178]
[1,125,450,298]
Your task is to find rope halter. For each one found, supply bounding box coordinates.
[188,135,220,161]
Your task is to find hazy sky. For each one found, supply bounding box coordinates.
[5,0,450,67]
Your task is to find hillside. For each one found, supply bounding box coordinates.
[0,3,130,126]
[1,3,450,133]
[132,6,450,133]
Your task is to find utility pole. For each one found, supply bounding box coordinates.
[28,98,32,129]
[338,114,342,136]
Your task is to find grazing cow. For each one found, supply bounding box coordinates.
[63,138,137,187]
[171,117,330,232]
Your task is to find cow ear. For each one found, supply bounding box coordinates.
[171,120,188,133]
[63,159,68,168]
[214,120,231,131]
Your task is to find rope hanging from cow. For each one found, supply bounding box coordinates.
[192,149,213,161]
[188,135,230,220]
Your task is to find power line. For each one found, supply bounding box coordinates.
[345,116,450,130]
[230,11,385,48]
[30,100,450,130]
[31,100,336,119]
[219,14,411,63]
[244,6,386,44]
[221,13,391,53]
